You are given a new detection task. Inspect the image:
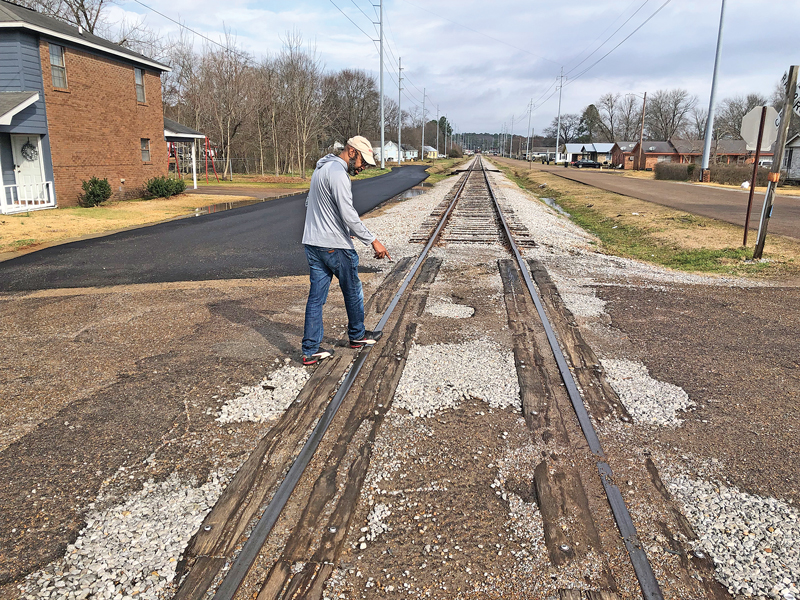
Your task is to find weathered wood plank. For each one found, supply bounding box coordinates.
[586,591,620,600]
[527,258,632,424]
[172,557,225,600]
[558,590,583,600]
[256,258,441,599]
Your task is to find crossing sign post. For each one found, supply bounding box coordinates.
[754,66,799,259]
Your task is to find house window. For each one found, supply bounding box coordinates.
[141,138,151,162]
[657,155,672,163]
[50,44,67,88]
[134,68,146,103]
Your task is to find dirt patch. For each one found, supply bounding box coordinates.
[0,193,254,255]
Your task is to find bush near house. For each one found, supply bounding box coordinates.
[710,165,776,187]
[146,176,186,198]
[79,177,113,207]
[654,163,696,181]
[448,148,463,158]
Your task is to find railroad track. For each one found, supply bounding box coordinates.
[172,157,729,600]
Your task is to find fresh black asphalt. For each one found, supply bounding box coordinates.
[0,165,430,292]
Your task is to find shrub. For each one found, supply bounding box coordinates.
[709,164,777,187]
[654,163,693,181]
[146,176,187,198]
[447,147,463,158]
[79,177,112,207]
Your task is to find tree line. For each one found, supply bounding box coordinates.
[543,84,799,145]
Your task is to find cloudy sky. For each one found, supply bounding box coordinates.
[111,0,799,135]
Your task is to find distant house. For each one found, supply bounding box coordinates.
[400,143,418,161]
[372,140,400,162]
[422,145,437,160]
[612,141,639,169]
[0,0,170,213]
[671,139,774,166]
[629,141,679,170]
[784,133,800,181]
[164,117,204,189]
[562,142,614,164]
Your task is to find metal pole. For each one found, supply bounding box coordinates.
[743,106,767,246]
[525,99,532,161]
[379,0,385,169]
[637,92,647,170]
[421,88,426,160]
[555,68,564,162]
[191,139,197,189]
[398,57,402,163]
[509,115,515,158]
[700,0,727,180]
[754,65,798,259]
[436,106,439,157]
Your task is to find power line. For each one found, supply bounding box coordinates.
[131,0,251,60]
[565,0,651,77]
[562,0,643,71]
[329,0,376,40]
[566,0,673,85]
[398,0,560,67]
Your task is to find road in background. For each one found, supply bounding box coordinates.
[0,165,430,292]
[510,160,800,240]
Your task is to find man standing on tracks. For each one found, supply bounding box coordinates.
[301,135,392,366]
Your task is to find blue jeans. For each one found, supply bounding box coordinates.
[302,245,366,356]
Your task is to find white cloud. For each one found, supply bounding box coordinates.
[119,0,800,133]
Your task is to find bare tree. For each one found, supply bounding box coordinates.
[644,89,697,140]
[543,113,587,144]
[714,94,768,139]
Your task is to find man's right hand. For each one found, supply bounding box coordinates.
[372,240,391,260]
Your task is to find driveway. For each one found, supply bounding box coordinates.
[0,166,429,292]
[527,162,800,239]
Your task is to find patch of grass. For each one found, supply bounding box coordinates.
[494,160,799,279]
[12,238,36,250]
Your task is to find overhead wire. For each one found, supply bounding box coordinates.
[564,0,652,77]
[328,0,376,40]
[565,0,673,85]
[561,0,644,72]
[130,0,252,61]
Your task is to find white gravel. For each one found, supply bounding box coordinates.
[393,338,520,418]
[20,473,224,600]
[216,365,310,424]
[424,298,475,319]
[601,358,694,426]
[666,475,800,599]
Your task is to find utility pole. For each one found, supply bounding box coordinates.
[637,92,647,170]
[525,99,532,162]
[397,57,402,163]
[379,0,385,169]
[509,115,515,158]
[555,68,564,163]
[700,0,727,181]
[421,88,426,161]
[754,65,798,259]
[436,106,440,158]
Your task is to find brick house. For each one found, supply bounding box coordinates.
[671,139,775,166]
[0,0,170,213]
[611,142,638,169]
[628,141,679,170]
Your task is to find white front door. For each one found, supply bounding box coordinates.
[11,134,46,204]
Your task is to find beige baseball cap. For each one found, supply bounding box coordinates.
[347,136,376,166]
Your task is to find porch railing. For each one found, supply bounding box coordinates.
[1,181,55,214]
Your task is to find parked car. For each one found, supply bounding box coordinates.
[570,159,601,168]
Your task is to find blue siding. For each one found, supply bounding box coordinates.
[0,30,55,202]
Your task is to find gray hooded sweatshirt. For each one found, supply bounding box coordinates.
[302,154,376,250]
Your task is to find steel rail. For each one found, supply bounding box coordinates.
[208,158,479,600]
[481,162,665,600]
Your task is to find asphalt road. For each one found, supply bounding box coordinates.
[0,165,429,292]
[534,163,800,239]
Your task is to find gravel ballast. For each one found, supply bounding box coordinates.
[20,473,224,600]
[393,339,521,418]
[216,364,310,423]
[667,474,799,599]
[601,358,695,427]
